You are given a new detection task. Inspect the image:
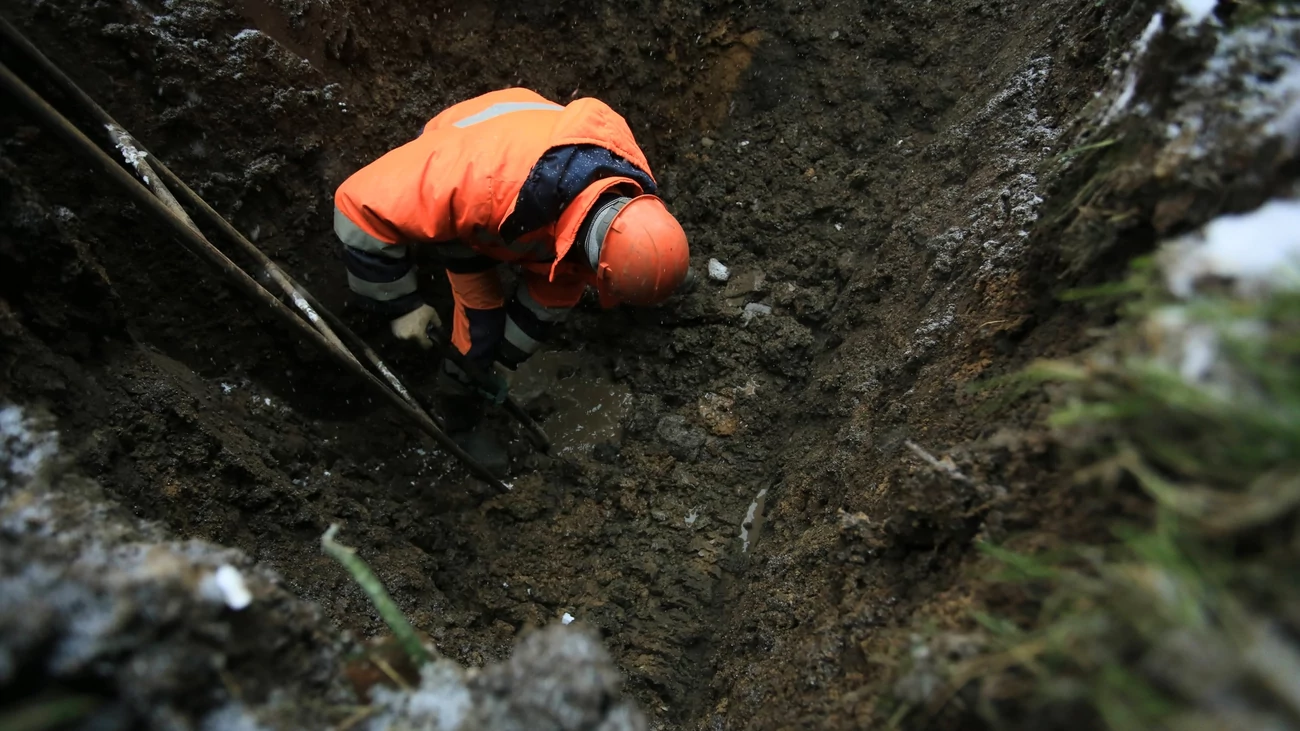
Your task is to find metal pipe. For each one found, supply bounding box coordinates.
[0,60,509,493]
[0,17,371,376]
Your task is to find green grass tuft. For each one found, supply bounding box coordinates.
[951,209,1300,729]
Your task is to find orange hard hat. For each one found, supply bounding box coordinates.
[586,194,690,307]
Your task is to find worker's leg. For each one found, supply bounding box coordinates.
[432,249,510,475]
[496,268,588,369]
[444,271,506,370]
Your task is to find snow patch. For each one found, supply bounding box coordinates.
[1176,0,1217,26]
[1160,199,1300,298]
[1150,17,1300,167]
[1102,12,1165,128]
[1263,63,1300,146]
[1,405,59,479]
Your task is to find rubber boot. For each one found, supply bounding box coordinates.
[439,388,510,479]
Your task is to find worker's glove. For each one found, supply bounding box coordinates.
[475,370,510,407]
[440,358,510,406]
[390,304,440,348]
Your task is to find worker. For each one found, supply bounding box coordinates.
[332,87,693,475]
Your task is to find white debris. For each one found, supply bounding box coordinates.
[110,133,148,168]
[741,302,772,325]
[1,405,59,479]
[684,509,699,526]
[203,565,253,610]
[561,612,575,625]
[1175,0,1217,26]
[739,488,769,553]
[934,54,1059,291]
[1264,63,1300,147]
[220,383,235,394]
[1160,199,1300,298]
[707,258,731,282]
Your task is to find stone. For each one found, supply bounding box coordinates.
[723,269,766,302]
[698,392,739,436]
[741,302,772,326]
[655,415,706,462]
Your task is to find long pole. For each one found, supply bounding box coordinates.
[0,60,509,493]
[0,13,549,454]
[0,16,417,407]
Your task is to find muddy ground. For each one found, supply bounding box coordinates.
[3,0,1291,728]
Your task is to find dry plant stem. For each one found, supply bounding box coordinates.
[905,440,973,485]
[321,524,436,667]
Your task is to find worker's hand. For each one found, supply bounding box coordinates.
[475,368,510,406]
[439,358,509,406]
[390,304,440,348]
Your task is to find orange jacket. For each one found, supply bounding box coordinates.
[335,87,655,284]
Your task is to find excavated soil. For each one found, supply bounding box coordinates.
[0,0,1206,727]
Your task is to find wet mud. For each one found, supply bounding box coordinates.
[1,0,1275,728]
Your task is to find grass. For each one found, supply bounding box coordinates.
[951,234,1300,729]
[321,524,437,667]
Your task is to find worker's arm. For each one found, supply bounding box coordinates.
[333,206,441,347]
[332,136,464,346]
[333,207,423,317]
[496,269,587,369]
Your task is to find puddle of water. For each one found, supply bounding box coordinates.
[739,487,769,553]
[509,351,632,459]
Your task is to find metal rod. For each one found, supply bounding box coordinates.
[0,60,509,493]
[1,17,366,372]
[147,160,429,417]
[103,125,375,397]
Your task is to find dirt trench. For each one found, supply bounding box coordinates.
[1,0,1153,727]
